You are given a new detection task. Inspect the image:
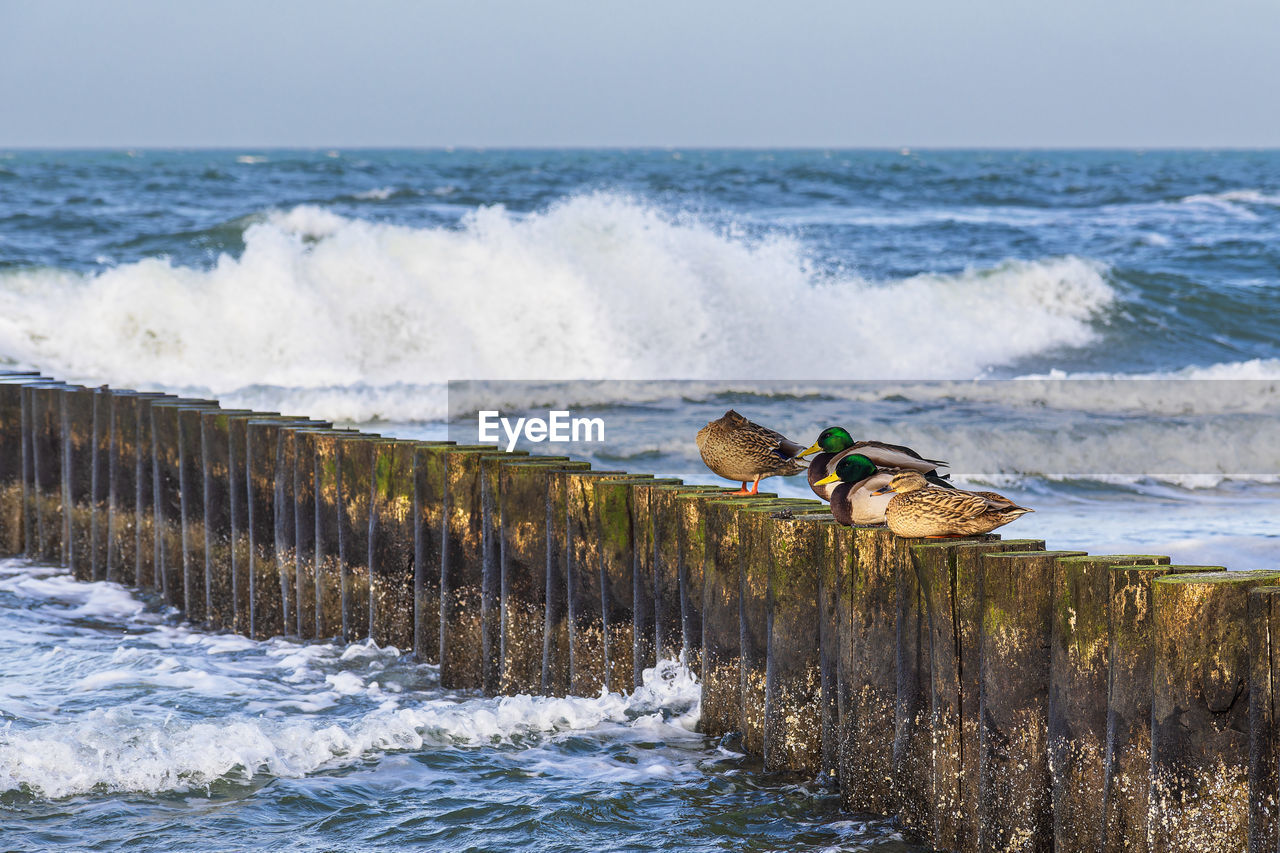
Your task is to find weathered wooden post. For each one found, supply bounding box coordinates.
[496,457,587,694]
[151,398,217,606]
[1249,585,1280,853]
[765,511,836,774]
[837,526,900,816]
[314,432,356,639]
[646,484,718,666]
[1049,554,1171,852]
[0,374,41,555]
[177,404,227,622]
[628,479,686,684]
[908,537,1045,851]
[336,434,380,643]
[979,549,1087,852]
[700,494,779,739]
[1151,570,1280,853]
[87,387,112,580]
[271,422,335,636]
[1104,564,1220,853]
[670,487,736,677]
[595,475,673,692]
[59,385,97,580]
[369,439,417,650]
[24,382,70,564]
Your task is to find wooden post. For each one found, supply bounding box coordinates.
[1049,554,1171,852]
[1104,564,1220,853]
[700,494,779,739]
[496,457,585,694]
[0,375,41,556]
[1151,570,1280,853]
[1249,585,1280,853]
[835,526,903,815]
[25,383,70,564]
[477,452,537,693]
[177,404,226,623]
[369,440,417,650]
[88,387,111,580]
[59,386,97,581]
[336,434,380,643]
[132,394,171,591]
[765,511,835,773]
[979,549,1086,852]
[629,480,695,684]
[672,487,737,678]
[152,398,217,607]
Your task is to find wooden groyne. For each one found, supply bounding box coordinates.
[0,371,1275,852]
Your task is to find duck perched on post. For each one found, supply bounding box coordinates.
[872,471,1033,538]
[696,410,807,496]
[813,453,955,526]
[798,425,948,501]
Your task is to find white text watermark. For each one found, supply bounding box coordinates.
[477,410,606,452]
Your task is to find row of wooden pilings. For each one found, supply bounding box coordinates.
[0,370,1277,852]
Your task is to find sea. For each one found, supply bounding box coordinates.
[0,149,1277,850]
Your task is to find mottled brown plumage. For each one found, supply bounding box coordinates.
[695,409,807,494]
[879,471,1033,537]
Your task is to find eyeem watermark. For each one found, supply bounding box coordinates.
[477,410,606,452]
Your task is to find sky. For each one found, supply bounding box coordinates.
[2,0,1278,148]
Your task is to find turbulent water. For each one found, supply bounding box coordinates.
[1,149,1278,849]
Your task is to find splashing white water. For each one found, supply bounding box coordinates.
[0,194,1116,420]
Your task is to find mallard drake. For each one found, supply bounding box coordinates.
[872,471,1033,538]
[696,409,807,495]
[813,453,955,526]
[799,425,948,501]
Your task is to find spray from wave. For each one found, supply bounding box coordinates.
[0,194,1116,420]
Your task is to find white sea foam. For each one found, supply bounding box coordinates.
[0,194,1117,422]
[0,657,701,799]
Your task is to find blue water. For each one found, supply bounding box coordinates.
[1,149,1278,850]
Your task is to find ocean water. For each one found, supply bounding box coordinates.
[1,149,1278,849]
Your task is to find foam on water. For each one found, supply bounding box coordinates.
[0,193,1117,421]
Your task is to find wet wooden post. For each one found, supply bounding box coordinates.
[765,511,836,774]
[314,432,352,640]
[647,485,717,666]
[177,404,226,623]
[369,439,417,650]
[272,422,335,636]
[738,498,815,756]
[1104,564,1220,853]
[630,480,681,684]
[837,526,899,816]
[131,394,171,590]
[286,427,356,639]
[438,449,527,690]
[672,488,736,678]
[202,410,248,630]
[700,494,779,739]
[978,549,1086,853]
[908,537,1044,851]
[479,452,538,694]
[496,457,586,694]
[336,434,381,643]
[1249,585,1280,853]
[151,398,217,607]
[59,385,97,580]
[88,387,112,580]
[562,470,650,696]
[1049,554,1171,852]
[595,475,670,692]
[25,383,70,564]
[409,442,481,663]
[1150,570,1280,853]
[0,375,41,556]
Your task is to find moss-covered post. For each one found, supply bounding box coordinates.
[630,480,685,681]
[438,450,525,689]
[1049,554,1171,851]
[1249,586,1280,853]
[0,375,41,556]
[289,428,320,639]
[478,451,533,694]
[908,537,1044,851]
[1104,564,1220,853]
[648,485,716,665]
[1150,570,1280,853]
[104,391,140,583]
[313,432,348,639]
[151,399,199,606]
[700,494,778,738]
[131,394,171,590]
[596,475,668,692]
[673,489,736,677]
[201,410,246,630]
[765,511,835,774]
[497,458,585,694]
[369,440,417,651]
[410,443,480,663]
[978,549,1086,852]
[337,434,381,643]
[59,386,97,580]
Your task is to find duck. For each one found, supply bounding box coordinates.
[813,453,955,526]
[798,425,948,501]
[696,409,807,495]
[871,471,1033,538]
